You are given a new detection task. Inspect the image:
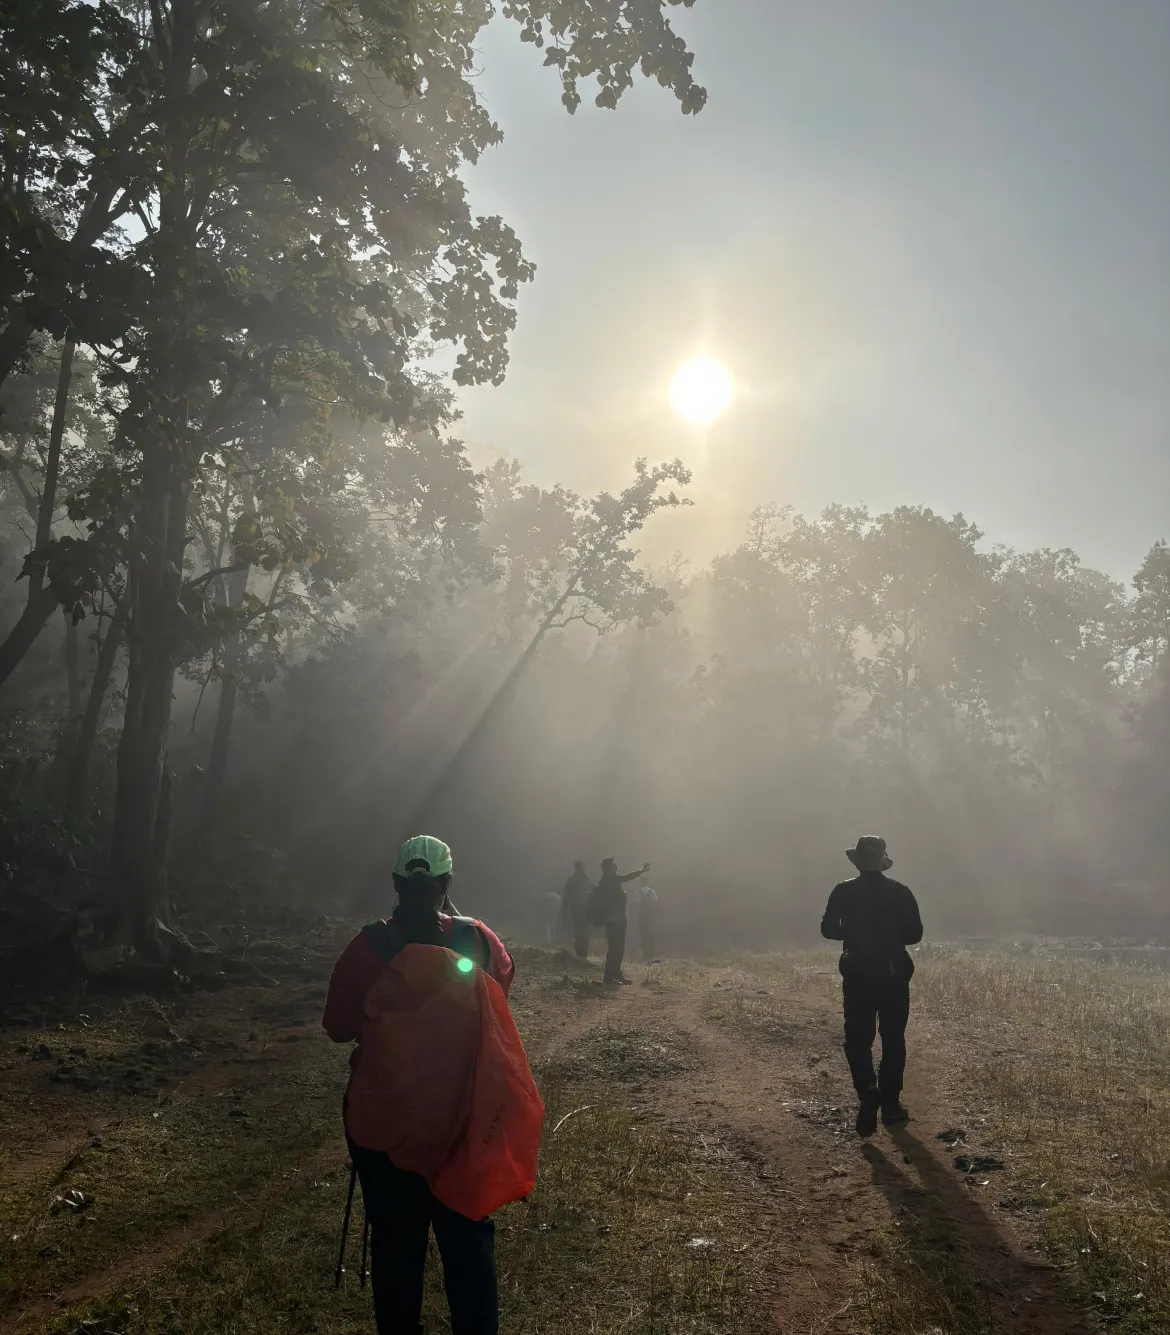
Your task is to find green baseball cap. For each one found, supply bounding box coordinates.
[394,835,453,878]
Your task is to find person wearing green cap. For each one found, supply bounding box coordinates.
[323,835,516,1335]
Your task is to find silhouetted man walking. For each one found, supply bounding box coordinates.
[821,836,923,1138]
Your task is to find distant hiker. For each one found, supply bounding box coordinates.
[323,835,544,1335]
[820,836,923,1138]
[589,857,651,984]
[544,888,562,946]
[630,874,660,960]
[561,860,594,959]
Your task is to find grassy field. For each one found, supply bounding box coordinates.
[712,943,1170,1334]
[3,940,1169,1335]
[1,951,762,1335]
[915,946,1170,1333]
[19,1083,752,1335]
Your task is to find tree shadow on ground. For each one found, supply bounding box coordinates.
[859,1123,1092,1334]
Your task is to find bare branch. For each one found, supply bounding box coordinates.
[189,651,218,738]
[266,566,289,610]
[184,561,250,592]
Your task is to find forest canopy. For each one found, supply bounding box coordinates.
[1,0,1166,961]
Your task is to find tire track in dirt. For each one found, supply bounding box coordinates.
[589,979,1094,1335]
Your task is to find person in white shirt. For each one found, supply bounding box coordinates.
[630,875,660,960]
[544,889,562,946]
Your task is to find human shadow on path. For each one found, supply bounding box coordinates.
[859,1123,1093,1335]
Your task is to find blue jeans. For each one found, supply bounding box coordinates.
[347,1135,498,1335]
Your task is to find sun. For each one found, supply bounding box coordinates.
[668,356,734,427]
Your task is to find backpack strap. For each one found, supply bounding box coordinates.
[361,919,404,964]
[447,916,492,972]
[361,916,490,971]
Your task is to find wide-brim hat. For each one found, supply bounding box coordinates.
[846,836,892,872]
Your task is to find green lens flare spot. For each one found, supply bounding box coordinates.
[456,957,475,974]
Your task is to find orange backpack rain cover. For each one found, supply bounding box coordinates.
[344,943,544,1221]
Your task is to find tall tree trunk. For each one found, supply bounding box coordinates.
[153,769,176,908]
[99,466,190,956]
[202,665,239,826]
[47,610,85,798]
[0,585,59,688]
[65,614,124,821]
[0,339,76,691]
[29,338,75,598]
[64,612,82,713]
[90,8,202,958]
[200,565,249,832]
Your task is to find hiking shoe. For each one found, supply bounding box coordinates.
[855,1095,879,1138]
[617,974,634,985]
[881,1101,910,1127]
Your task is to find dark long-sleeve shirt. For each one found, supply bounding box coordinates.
[561,870,593,927]
[596,869,643,925]
[821,872,923,980]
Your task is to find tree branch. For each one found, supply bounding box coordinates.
[184,561,250,592]
[266,566,288,610]
[189,651,218,738]
[148,0,172,66]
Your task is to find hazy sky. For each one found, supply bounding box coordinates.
[452,1,1169,581]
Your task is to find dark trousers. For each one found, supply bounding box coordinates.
[348,1137,498,1335]
[572,923,589,959]
[841,976,910,1101]
[604,920,627,981]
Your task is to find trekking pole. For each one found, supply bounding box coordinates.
[359,1205,371,1288]
[334,1162,358,1289]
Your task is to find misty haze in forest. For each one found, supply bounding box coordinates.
[4,427,1168,946]
[0,0,1167,959]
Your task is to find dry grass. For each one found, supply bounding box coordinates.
[700,949,841,1049]
[0,1037,347,1320]
[496,1076,755,1333]
[703,943,1170,1333]
[11,940,1166,1335]
[24,1076,757,1335]
[3,954,768,1335]
[914,946,1170,1333]
[857,1223,996,1335]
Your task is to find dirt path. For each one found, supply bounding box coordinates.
[2,954,1096,1335]
[586,976,1094,1335]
